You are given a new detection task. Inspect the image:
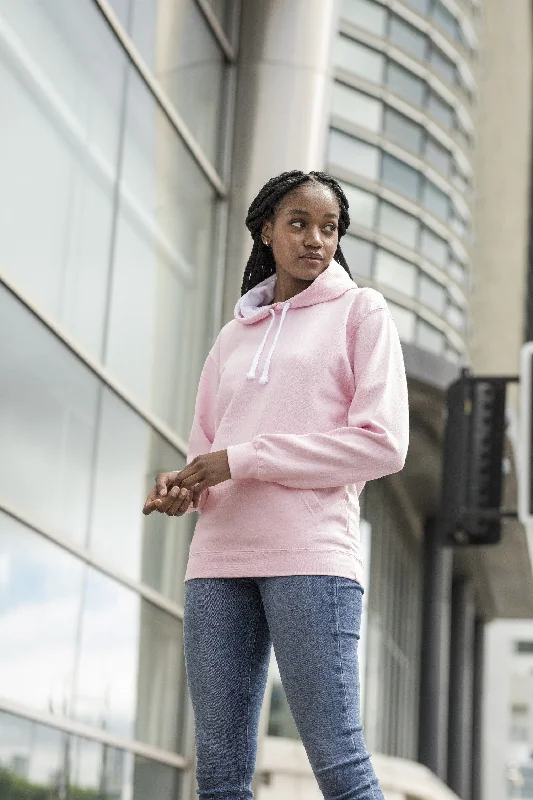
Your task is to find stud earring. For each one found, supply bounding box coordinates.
[262,238,269,247]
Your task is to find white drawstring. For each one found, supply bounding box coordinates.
[247,311,276,380]
[247,301,291,384]
[259,301,291,384]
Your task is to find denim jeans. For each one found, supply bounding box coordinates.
[183,575,383,800]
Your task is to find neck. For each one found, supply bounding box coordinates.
[272,271,313,304]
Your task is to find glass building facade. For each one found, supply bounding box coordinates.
[0,0,238,796]
[328,0,478,364]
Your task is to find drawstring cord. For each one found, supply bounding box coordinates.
[247,300,291,385]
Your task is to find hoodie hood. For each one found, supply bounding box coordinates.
[234,258,356,324]
[233,258,357,385]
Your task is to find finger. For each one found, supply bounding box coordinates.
[191,483,208,507]
[156,473,172,498]
[167,493,191,516]
[163,486,190,513]
[180,471,204,491]
[143,486,160,515]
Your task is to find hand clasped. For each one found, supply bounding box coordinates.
[142,449,231,517]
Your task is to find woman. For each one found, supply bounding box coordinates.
[143,170,409,800]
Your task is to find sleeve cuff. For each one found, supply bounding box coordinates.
[227,441,258,480]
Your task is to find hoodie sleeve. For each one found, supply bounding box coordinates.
[182,346,220,512]
[226,306,409,489]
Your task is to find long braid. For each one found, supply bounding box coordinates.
[241,171,352,296]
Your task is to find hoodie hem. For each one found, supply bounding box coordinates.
[184,548,365,587]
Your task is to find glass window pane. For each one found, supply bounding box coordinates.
[433,0,460,42]
[0,0,125,357]
[0,514,84,712]
[129,0,226,167]
[449,259,467,284]
[0,288,98,545]
[387,61,425,107]
[375,250,417,296]
[340,181,378,228]
[342,235,375,278]
[422,180,450,221]
[425,137,452,175]
[419,274,447,313]
[383,107,423,153]
[417,319,444,354]
[446,302,466,331]
[387,301,416,342]
[342,0,387,35]
[332,82,383,132]
[104,68,217,439]
[335,36,385,84]
[427,91,454,129]
[389,15,427,61]
[420,227,448,267]
[378,202,419,248]
[404,0,430,14]
[329,130,380,180]
[430,46,457,86]
[382,153,421,201]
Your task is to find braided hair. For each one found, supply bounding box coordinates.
[241,170,352,296]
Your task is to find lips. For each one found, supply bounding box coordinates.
[300,254,323,262]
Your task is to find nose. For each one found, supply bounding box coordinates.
[304,226,322,248]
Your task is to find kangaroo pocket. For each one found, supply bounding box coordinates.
[191,479,348,554]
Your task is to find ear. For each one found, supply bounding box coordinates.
[261,220,273,246]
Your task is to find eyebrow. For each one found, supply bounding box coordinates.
[285,209,339,219]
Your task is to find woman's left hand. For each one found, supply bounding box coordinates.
[174,450,231,500]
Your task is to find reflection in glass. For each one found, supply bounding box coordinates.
[404,0,430,14]
[375,251,417,297]
[335,36,385,84]
[378,203,419,249]
[340,182,378,229]
[446,303,466,331]
[130,0,226,167]
[417,320,444,355]
[419,274,447,314]
[104,67,217,440]
[329,130,380,181]
[381,153,421,202]
[383,108,423,153]
[342,235,374,279]
[0,514,83,713]
[0,0,125,357]
[0,287,98,546]
[342,0,387,36]
[89,388,192,606]
[387,61,425,107]
[420,227,448,268]
[386,302,416,342]
[389,15,427,61]
[0,711,181,800]
[449,259,467,285]
[331,83,383,132]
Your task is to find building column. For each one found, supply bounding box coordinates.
[448,578,476,799]
[470,618,484,800]
[223,0,340,324]
[418,516,453,782]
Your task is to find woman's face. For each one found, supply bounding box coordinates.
[262,181,340,284]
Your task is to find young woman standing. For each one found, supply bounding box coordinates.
[143,170,409,800]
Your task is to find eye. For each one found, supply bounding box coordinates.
[324,223,337,233]
[290,219,305,228]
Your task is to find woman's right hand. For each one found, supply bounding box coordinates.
[143,471,192,516]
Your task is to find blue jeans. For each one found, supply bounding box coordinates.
[183,575,383,800]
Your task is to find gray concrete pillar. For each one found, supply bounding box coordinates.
[448,578,476,799]
[223,0,340,324]
[418,516,453,782]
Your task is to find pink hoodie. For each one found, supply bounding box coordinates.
[183,258,409,586]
